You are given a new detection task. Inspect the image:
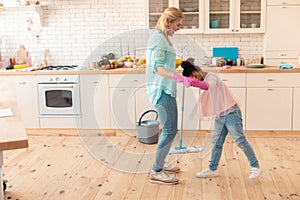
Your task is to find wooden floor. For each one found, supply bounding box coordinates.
[3,130,300,200]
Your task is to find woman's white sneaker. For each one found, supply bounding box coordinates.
[195,168,218,178]
[249,167,262,179]
[149,171,179,184]
[163,163,181,174]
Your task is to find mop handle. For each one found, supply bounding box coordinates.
[179,86,185,148]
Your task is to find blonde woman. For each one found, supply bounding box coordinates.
[146,7,207,184]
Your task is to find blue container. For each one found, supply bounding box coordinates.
[210,20,219,28]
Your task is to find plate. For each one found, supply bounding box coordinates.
[182,8,199,12]
[246,64,265,68]
[97,67,115,70]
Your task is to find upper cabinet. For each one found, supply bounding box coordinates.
[174,0,205,33]
[205,0,266,34]
[147,0,266,34]
[264,0,300,65]
[147,0,204,33]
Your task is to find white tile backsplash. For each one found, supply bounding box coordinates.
[0,0,264,66]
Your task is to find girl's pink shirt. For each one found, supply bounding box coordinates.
[199,72,237,119]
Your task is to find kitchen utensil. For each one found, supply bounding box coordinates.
[44,49,49,65]
[137,110,159,144]
[181,8,199,12]
[246,64,265,68]
[17,45,27,64]
[210,20,219,28]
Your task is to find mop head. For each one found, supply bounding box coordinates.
[168,146,203,154]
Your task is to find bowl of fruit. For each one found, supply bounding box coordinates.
[124,61,134,68]
[123,56,135,68]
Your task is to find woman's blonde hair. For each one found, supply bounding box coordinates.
[155,7,184,45]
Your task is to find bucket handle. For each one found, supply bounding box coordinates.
[138,110,158,126]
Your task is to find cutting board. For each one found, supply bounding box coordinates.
[212,47,238,60]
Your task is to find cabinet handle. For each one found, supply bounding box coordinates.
[267,89,274,91]
[18,81,27,84]
[120,89,126,91]
[92,81,98,84]
[279,54,287,56]
[133,80,138,82]
[267,79,275,81]
[222,79,228,82]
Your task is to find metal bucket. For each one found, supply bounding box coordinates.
[136,110,160,144]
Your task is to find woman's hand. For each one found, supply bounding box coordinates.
[173,73,191,87]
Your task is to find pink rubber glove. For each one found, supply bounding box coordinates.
[188,77,209,90]
[173,73,191,87]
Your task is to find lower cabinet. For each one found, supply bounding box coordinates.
[293,88,300,130]
[13,75,40,128]
[80,74,110,129]
[0,75,40,128]
[246,87,293,130]
[135,87,155,123]
[109,87,136,129]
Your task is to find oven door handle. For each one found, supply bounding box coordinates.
[43,85,74,89]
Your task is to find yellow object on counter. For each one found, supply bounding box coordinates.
[176,58,183,68]
[13,64,28,69]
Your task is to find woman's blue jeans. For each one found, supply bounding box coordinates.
[152,92,178,172]
[209,106,259,170]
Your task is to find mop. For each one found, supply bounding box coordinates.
[169,86,203,154]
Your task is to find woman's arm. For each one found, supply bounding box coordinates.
[155,66,175,78]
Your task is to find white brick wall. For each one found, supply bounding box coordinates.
[0,0,263,66]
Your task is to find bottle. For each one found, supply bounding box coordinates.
[26,55,32,67]
[260,56,264,64]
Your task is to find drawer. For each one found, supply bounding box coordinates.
[267,0,300,6]
[220,73,246,87]
[247,73,300,87]
[265,51,298,59]
[264,58,298,66]
[109,74,145,88]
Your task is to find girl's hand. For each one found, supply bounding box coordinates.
[187,77,209,90]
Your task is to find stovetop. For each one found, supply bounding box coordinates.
[41,65,78,70]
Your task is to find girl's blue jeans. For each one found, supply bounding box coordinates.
[152,92,178,172]
[209,105,259,170]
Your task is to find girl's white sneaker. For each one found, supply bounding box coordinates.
[249,167,262,179]
[195,168,218,178]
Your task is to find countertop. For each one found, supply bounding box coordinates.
[1,65,300,75]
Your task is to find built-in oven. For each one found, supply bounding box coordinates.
[37,75,81,117]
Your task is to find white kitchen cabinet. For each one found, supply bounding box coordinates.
[109,74,145,129]
[293,88,300,130]
[80,74,110,129]
[205,0,266,34]
[246,88,292,130]
[109,87,136,129]
[147,0,205,33]
[267,0,300,6]
[264,3,300,66]
[246,73,294,130]
[147,0,265,34]
[201,73,246,130]
[135,87,155,122]
[13,75,40,128]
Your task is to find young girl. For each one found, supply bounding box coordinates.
[181,60,262,179]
